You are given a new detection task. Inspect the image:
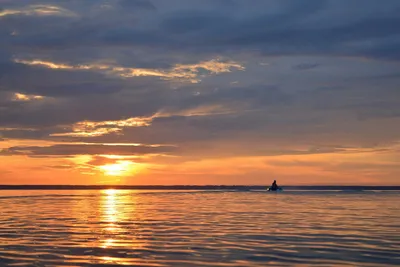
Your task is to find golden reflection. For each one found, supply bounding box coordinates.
[99,189,119,250]
[103,189,118,232]
[100,256,132,265]
[101,238,114,249]
[105,188,117,195]
[99,189,145,252]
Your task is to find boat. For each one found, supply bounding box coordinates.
[267,187,283,192]
[267,180,282,191]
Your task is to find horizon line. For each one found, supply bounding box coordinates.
[1,184,400,190]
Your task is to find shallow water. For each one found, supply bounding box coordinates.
[0,190,399,266]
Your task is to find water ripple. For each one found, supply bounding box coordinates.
[0,190,399,266]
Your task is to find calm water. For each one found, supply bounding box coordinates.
[0,190,399,266]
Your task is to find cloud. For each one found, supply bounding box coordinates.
[48,103,243,138]
[50,116,153,137]
[1,143,176,156]
[0,4,76,18]
[118,0,156,10]
[292,63,320,71]
[0,127,51,140]
[86,155,123,166]
[45,164,74,170]
[13,93,44,101]
[3,1,400,61]
[14,58,244,83]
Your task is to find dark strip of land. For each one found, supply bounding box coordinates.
[0,185,399,190]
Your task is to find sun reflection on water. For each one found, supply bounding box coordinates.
[100,189,121,250]
[101,238,114,249]
[104,189,117,226]
[98,189,144,254]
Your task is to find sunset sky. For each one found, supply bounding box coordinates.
[1,0,400,185]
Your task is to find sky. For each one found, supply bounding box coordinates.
[1,0,400,185]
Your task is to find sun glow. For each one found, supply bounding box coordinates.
[98,160,134,176]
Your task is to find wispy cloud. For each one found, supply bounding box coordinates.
[50,117,154,137]
[50,105,238,138]
[50,127,122,137]
[13,93,44,101]
[1,143,175,156]
[0,5,76,18]
[14,58,245,83]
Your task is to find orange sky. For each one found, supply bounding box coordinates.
[1,138,399,185]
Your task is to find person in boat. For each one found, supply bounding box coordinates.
[270,180,279,190]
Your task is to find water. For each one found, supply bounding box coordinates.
[0,190,399,266]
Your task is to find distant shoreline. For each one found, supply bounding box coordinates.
[0,185,399,190]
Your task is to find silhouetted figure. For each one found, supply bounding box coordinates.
[270,180,278,190]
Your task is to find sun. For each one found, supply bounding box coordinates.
[98,160,134,176]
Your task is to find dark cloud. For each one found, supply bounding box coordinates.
[1,0,400,61]
[292,63,319,71]
[0,0,399,58]
[161,11,234,35]
[0,128,51,140]
[118,0,156,10]
[0,87,166,128]
[164,84,290,112]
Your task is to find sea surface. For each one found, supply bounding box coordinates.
[0,189,399,266]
